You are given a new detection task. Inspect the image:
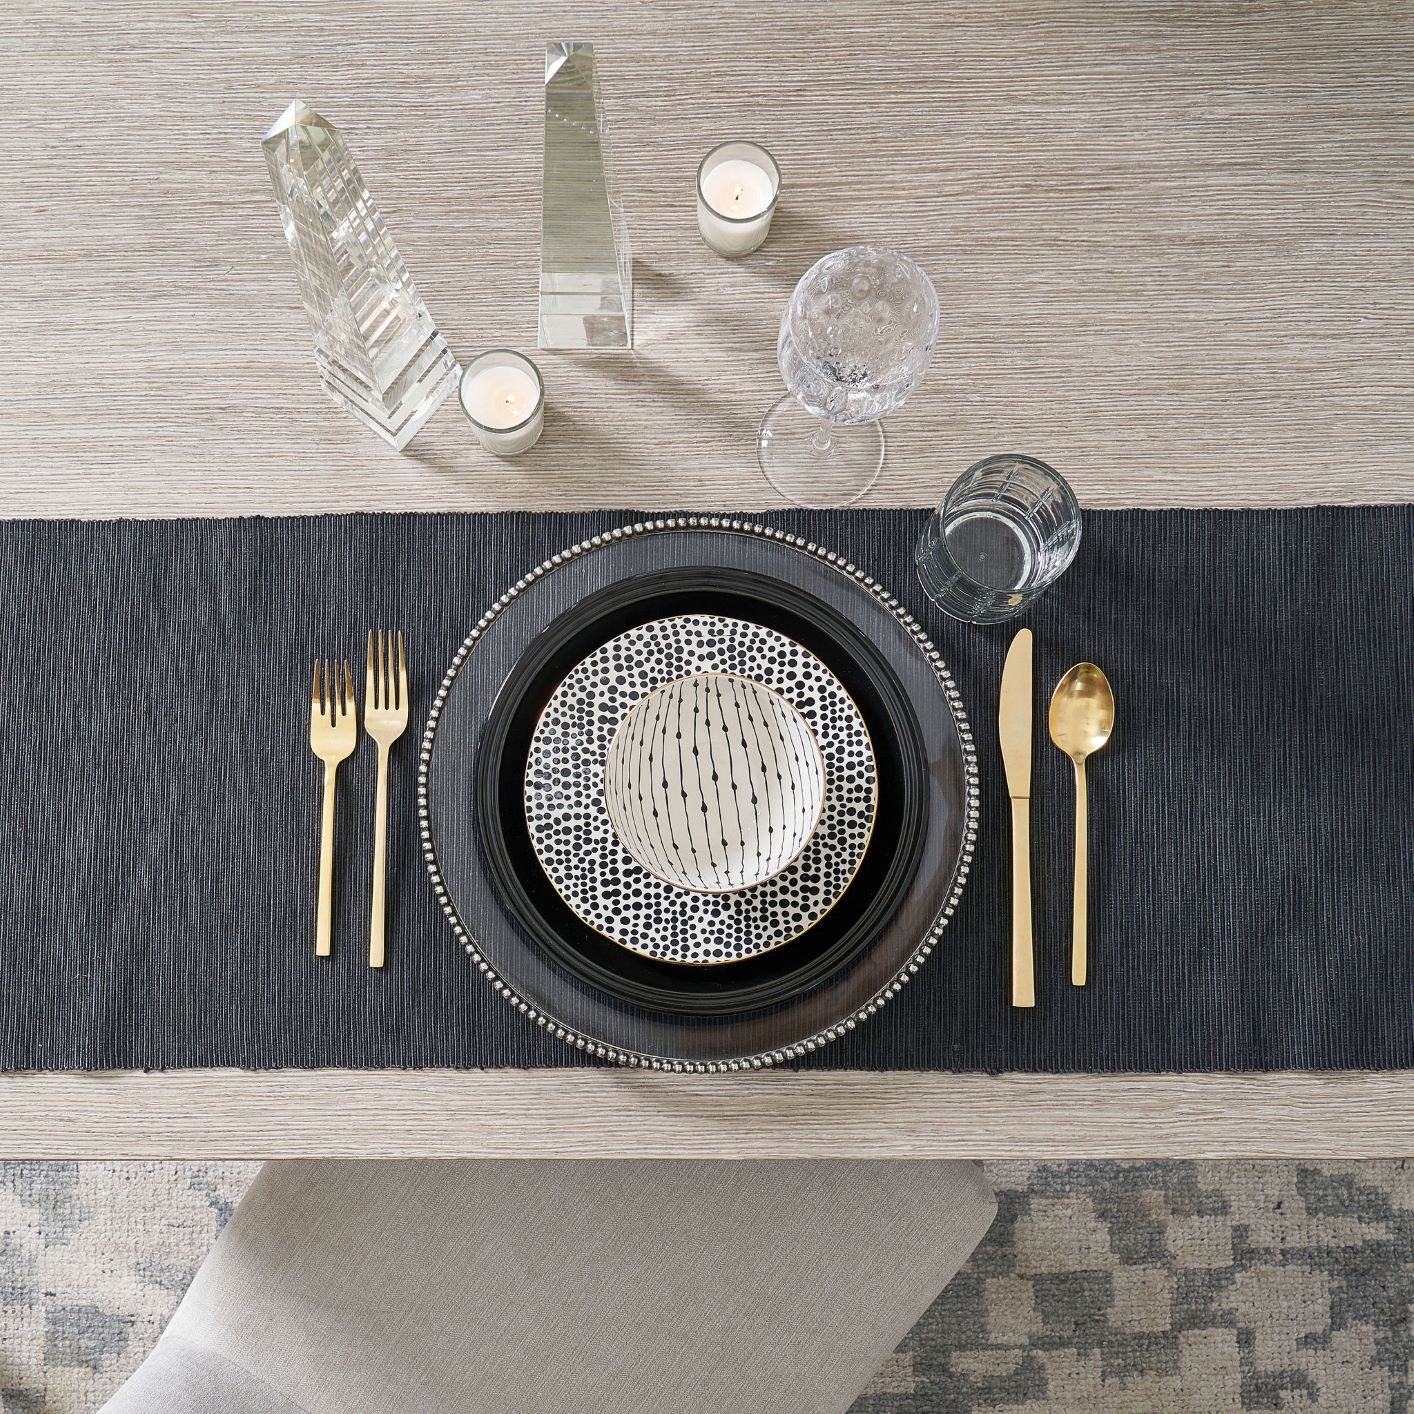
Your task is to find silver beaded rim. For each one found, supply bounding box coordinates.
[416,517,980,1074]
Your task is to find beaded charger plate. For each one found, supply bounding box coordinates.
[523,614,878,966]
[420,520,978,1071]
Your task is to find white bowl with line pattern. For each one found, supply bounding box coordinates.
[602,672,827,894]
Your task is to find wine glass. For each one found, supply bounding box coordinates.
[758,245,939,507]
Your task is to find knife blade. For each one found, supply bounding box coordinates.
[999,629,1035,1008]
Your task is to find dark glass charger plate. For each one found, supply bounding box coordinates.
[419,520,978,1070]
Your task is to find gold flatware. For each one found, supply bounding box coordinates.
[998,628,1034,1008]
[1048,663,1115,987]
[364,629,408,970]
[309,658,357,958]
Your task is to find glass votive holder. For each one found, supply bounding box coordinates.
[459,350,545,456]
[916,455,1082,624]
[697,140,781,258]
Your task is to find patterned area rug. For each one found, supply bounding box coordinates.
[0,1162,257,1413]
[2,1161,1411,1412]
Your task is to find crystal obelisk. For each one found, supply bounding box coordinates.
[539,43,633,350]
[262,100,460,450]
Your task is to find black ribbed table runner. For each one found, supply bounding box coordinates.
[1,506,1409,1072]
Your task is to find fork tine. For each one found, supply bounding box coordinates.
[343,660,355,725]
[366,630,376,711]
[382,628,391,715]
[397,630,407,712]
[311,658,321,711]
[323,657,331,717]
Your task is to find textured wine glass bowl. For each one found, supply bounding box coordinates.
[602,672,827,894]
[777,245,940,426]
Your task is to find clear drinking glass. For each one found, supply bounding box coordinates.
[915,455,1082,624]
[758,245,939,507]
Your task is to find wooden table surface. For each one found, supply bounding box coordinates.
[3,1,1412,1157]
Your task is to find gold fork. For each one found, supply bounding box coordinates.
[309,658,357,958]
[365,630,409,969]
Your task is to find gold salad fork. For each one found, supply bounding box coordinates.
[309,659,357,958]
[365,630,408,969]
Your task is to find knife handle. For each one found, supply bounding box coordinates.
[1011,796,1035,1008]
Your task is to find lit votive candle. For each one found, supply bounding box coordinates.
[459,350,545,456]
[697,140,781,258]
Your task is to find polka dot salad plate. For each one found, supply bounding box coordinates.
[420,519,977,1071]
[522,615,879,966]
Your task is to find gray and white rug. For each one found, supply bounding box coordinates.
[2,1161,1411,1412]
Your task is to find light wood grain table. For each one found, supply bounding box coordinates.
[3,1,1411,1158]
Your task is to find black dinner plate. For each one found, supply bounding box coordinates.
[477,568,925,1014]
[420,520,977,1069]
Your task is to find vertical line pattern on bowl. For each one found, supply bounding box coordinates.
[603,671,827,895]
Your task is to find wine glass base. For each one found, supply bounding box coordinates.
[757,397,885,508]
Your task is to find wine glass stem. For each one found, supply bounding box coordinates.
[809,423,833,454]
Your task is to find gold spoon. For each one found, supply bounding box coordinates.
[1048,663,1115,987]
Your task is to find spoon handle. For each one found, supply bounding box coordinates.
[1072,758,1088,986]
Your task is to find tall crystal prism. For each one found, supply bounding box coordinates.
[261,99,460,450]
[539,43,633,350]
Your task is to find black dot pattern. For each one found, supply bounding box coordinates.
[603,673,826,894]
[524,614,878,965]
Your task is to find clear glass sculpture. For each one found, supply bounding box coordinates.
[539,43,633,350]
[758,246,939,507]
[261,99,461,450]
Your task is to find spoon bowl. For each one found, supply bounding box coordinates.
[1049,663,1115,762]
[1048,663,1115,987]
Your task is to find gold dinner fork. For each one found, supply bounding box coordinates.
[309,658,357,958]
[365,630,408,969]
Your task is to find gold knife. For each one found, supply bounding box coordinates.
[999,628,1035,1008]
